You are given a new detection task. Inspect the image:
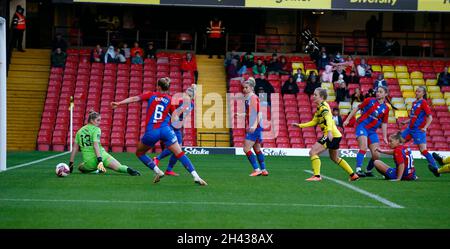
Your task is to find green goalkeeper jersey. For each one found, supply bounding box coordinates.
[75,124,105,159]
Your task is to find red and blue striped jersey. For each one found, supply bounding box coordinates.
[357,97,389,130]
[409,99,432,130]
[139,92,174,131]
[393,145,415,175]
[245,93,261,129]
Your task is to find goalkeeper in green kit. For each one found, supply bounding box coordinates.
[69,110,140,176]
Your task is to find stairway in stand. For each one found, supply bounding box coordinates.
[195,55,230,147]
[7,49,51,151]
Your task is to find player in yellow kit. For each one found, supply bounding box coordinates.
[292,88,359,182]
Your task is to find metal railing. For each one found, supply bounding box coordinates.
[54,26,450,57]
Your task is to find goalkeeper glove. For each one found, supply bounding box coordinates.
[97,157,106,173]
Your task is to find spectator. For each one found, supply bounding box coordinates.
[293,68,305,83]
[52,33,68,52]
[252,58,266,75]
[226,57,241,82]
[120,42,131,61]
[281,75,299,95]
[115,47,126,63]
[279,56,292,75]
[357,58,370,77]
[348,70,360,84]
[304,71,320,96]
[254,74,275,105]
[316,47,329,71]
[51,48,67,68]
[224,50,239,68]
[181,52,199,84]
[438,66,450,87]
[373,73,387,90]
[333,66,347,83]
[207,17,224,59]
[91,44,104,63]
[335,81,350,103]
[130,41,144,60]
[241,52,254,69]
[351,87,365,106]
[333,52,345,64]
[145,41,157,59]
[321,65,334,83]
[131,51,144,65]
[266,53,282,75]
[332,108,344,129]
[104,46,117,64]
[11,5,26,52]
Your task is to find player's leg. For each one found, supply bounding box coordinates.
[306,142,327,181]
[78,158,100,174]
[416,130,440,177]
[253,142,268,176]
[102,152,140,176]
[373,160,395,180]
[366,139,380,177]
[135,131,165,181]
[165,129,183,176]
[355,135,368,176]
[328,138,358,181]
[438,164,450,174]
[167,142,206,185]
[244,139,260,176]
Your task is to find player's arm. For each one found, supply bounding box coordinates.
[92,129,106,173]
[248,97,259,132]
[422,102,433,131]
[382,108,389,144]
[394,163,405,181]
[423,115,432,132]
[69,142,79,173]
[111,96,141,109]
[376,147,394,155]
[400,118,410,126]
[343,107,359,127]
[292,116,318,128]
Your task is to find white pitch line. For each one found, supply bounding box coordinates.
[4,151,70,172]
[0,198,391,209]
[304,170,404,209]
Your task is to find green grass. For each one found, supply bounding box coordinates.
[1,151,449,228]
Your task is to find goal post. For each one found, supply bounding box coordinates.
[0,17,7,172]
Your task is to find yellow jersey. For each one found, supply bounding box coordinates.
[298,101,342,138]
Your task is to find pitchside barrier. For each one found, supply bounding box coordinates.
[183,147,450,159]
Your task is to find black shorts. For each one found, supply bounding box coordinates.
[317,137,341,150]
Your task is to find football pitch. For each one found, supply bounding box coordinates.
[1,151,449,229]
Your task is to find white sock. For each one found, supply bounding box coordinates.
[191,170,200,180]
[154,166,163,175]
[356,167,362,172]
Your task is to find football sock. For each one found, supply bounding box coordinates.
[157,149,172,161]
[246,151,259,170]
[366,159,375,172]
[137,153,155,170]
[356,150,366,170]
[337,158,354,175]
[311,155,321,176]
[255,151,266,170]
[166,154,178,171]
[117,165,128,173]
[176,152,195,173]
[438,164,450,174]
[422,150,438,170]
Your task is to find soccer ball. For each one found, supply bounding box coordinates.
[56,163,70,177]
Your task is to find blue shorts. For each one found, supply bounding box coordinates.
[385,168,417,181]
[355,124,379,144]
[141,126,178,147]
[173,128,183,145]
[401,128,426,145]
[245,127,263,143]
